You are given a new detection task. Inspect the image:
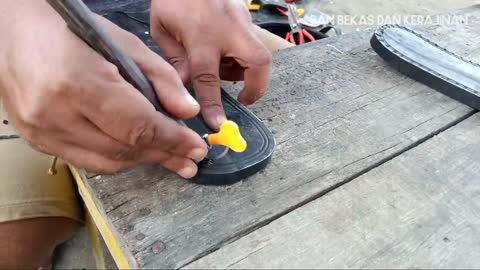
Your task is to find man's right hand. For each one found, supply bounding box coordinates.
[0,1,207,178]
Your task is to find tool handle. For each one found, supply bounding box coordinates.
[46,0,178,121]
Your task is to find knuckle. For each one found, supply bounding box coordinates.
[165,56,185,73]
[17,102,47,127]
[167,57,185,71]
[97,62,121,81]
[198,97,222,108]
[192,72,220,88]
[112,145,141,161]
[50,76,74,97]
[252,49,272,67]
[189,58,218,80]
[126,121,156,146]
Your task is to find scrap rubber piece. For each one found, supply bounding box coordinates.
[371,24,480,110]
[96,3,276,185]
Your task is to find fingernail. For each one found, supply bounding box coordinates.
[188,148,207,162]
[177,166,197,179]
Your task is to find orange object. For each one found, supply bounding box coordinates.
[207,120,247,153]
[285,29,315,45]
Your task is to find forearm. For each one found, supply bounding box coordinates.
[0,1,50,28]
[0,1,64,96]
[0,1,66,46]
[0,1,34,97]
[0,1,63,62]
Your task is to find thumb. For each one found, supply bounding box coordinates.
[132,46,199,119]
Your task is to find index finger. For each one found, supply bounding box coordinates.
[187,44,227,130]
[77,75,207,162]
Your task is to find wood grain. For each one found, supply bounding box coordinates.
[187,112,480,269]
[81,6,480,269]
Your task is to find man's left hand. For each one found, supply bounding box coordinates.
[150,0,272,130]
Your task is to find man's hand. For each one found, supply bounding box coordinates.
[151,0,272,129]
[0,1,207,178]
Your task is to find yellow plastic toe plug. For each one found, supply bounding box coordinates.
[207,120,247,153]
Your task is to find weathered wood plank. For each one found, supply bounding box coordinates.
[83,7,480,268]
[187,112,480,269]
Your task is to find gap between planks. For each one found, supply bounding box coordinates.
[186,111,480,269]
[182,110,478,269]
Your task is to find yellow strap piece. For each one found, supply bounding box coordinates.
[86,211,106,269]
[207,120,247,152]
[69,166,134,269]
[249,3,261,10]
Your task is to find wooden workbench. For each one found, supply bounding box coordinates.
[73,5,480,269]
